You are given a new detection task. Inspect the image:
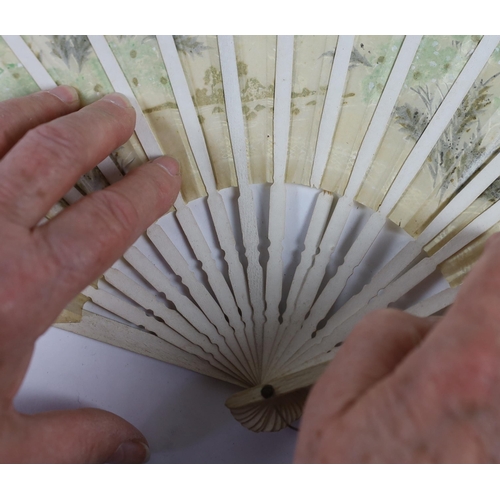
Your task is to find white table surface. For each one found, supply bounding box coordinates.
[15,326,298,464]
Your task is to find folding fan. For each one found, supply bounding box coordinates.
[2,35,500,432]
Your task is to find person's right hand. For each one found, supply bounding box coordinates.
[0,86,180,463]
[296,233,500,463]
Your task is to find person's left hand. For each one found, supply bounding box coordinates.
[0,86,181,463]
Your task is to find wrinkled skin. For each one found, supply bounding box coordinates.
[0,87,180,463]
[296,233,500,463]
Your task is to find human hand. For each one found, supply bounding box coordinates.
[0,87,180,463]
[296,233,500,463]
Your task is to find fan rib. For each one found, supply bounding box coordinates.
[81,286,245,383]
[228,285,460,410]
[102,268,249,381]
[289,197,500,373]
[87,35,163,158]
[269,37,423,374]
[283,35,500,362]
[261,36,294,378]
[94,156,124,185]
[218,35,267,372]
[156,35,260,375]
[405,286,459,317]
[86,36,258,382]
[317,151,500,341]
[121,246,257,384]
[146,223,257,384]
[58,312,242,386]
[263,190,334,380]
[270,36,500,376]
[379,35,500,216]
[123,246,228,341]
[62,187,84,206]
[3,35,55,90]
[2,36,124,191]
[309,35,354,189]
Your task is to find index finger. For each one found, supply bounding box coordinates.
[0,92,136,228]
[0,86,81,159]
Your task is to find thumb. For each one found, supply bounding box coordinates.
[3,408,150,463]
[309,310,439,417]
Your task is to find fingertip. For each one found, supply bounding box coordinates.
[106,439,151,464]
[145,156,182,208]
[152,156,180,177]
[101,92,134,110]
[46,86,80,106]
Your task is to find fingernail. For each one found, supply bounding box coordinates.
[107,440,150,464]
[152,156,180,177]
[47,85,79,104]
[102,92,133,109]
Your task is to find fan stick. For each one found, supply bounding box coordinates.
[87,36,164,156]
[264,36,354,377]
[146,224,257,384]
[102,268,250,382]
[123,246,234,348]
[3,35,56,89]
[287,196,500,372]
[218,35,267,370]
[89,35,257,379]
[96,156,124,185]
[2,35,124,192]
[405,286,459,317]
[283,34,500,354]
[311,149,500,342]
[271,35,499,371]
[227,285,461,407]
[261,36,294,377]
[309,35,355,189]
[265,191,335,374]
[120,246,256,383]
[270,36,422,368]
[62,187,84,205]
[227,285,460,406]
[156,35,259,373]
[60,186,253,378]
[57,312,244,386]
[379,35,500,215]
[81,285,245,383]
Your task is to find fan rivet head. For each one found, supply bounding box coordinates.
[261,385,275,399]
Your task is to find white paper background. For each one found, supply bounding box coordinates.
[15,326,298,463]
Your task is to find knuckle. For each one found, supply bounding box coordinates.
[26,122,80,164]
[43,191,140,287]
[92,189,141,235]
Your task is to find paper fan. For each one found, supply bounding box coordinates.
[3,35,500,432]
